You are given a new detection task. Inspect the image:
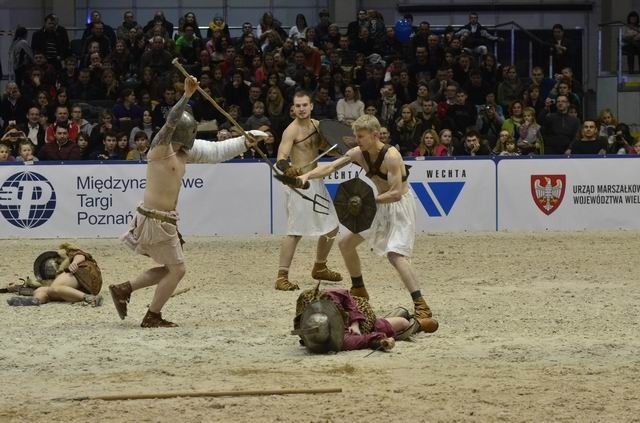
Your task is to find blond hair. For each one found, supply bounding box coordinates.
[352,114,381,133]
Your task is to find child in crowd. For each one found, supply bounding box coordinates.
[15,139,39,162]
[0,142,15,161]
[126,132,150,161]
[116,132,130,159]
[244,101,271,130]
[76,132,91,160]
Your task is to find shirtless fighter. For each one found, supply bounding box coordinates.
[274,90,342,291]
[109,76,267,327]
[297,114,438,333]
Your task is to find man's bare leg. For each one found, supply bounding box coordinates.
[338,232,368,299]
[387,252,438,333]
[130,267,170,291]
[276,235,302,290]
[311,226,342,281]
[148,263,186,313]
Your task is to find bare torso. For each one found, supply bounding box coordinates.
[281,118,324,173]
[143,143,187,211]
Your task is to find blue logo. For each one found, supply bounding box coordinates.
[411,182,464,216]
[0,171,56,228]
[325,181,464,217]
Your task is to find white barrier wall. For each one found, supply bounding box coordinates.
[498,158,640,231]
[2,157,640,238]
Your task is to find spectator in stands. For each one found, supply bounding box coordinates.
[550,24,571,73]
[409,81,431,115]
[597,108,618,142]
[256,12,286,51]
[453,128,491,156]
[219,105,243,136]
[143,11,174,39]
[31,14,70,69]
[109,39,132,81]
[46,106,78,143]
[437,128,454,156]
[39,125,80,160]
[175,24,203,66]
[47,87,71,123]
[68,105,92,137]
[289,13,308,43]
[19,106,45,153]
[315,9,332,44]
[33,90,50,123]
[540,94,581,154]
[379,82,400,129]
[151,86,177,128]
[89,110,115,151]
[549,80,581,109]
[297,38,321,77]
[436,84,458,119]
[464,70,492,107]
[476,104,503,149]
[453,53,474,86]
[1,82,29,129]
[412,129,447,157]
[416,99,440,132]
[57,56,78,89]
[480,53,500,88]
[175,12,203,40]
[409,46,431,84]
[455,12,502,57]
[98,69,119,101]
[360,65,385,103]
[244,101,271,130]
[129,109,156,147]
[501,100,525,138]
[75,132,91,159]
[1,124,25,155]
[497,66,523,112]
[90,130,119,160]
[352,27,375,57]
[517,107,543,154]
[392,104,424,156]
[113,89,143,125]
[82,21,113,59]
[526,66,555,99]
[565,119,606,155]
[140,36,173,75]
[446,89,477,136]
[622,11,640,73]
[15,139,38,162]
[116,10,142,40]
[311,86,336,120]
[207,14,231,40]
[336,85,364,125]
[429,67,458,102]
[9,26,33,86]
[411,21,432,54]
[82,10,116,48]
[127,131,150,160]
[613,123,638,154]
[337,35,356,67]
[70,68,99,101]
[395,70,417,106]
[0,141,14,161]
[115,132,130,159]
[524,85,545,117]
[347,10,369,42]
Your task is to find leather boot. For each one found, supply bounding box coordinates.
[275,270,299,291]
[311,262,343,282]
[414,296,439,333]
[140,310,178,328]
[109,281,132,320]
[349,286,369,300]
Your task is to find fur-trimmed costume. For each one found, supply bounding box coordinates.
[58,243,103,295]
[285,179,339,236]
[361,190,416,257]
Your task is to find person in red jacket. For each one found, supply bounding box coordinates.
[39,125,80,160]
[45,105,79,143]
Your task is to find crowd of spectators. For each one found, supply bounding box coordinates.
[1,8,639,162]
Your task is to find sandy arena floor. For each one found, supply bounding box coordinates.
[0,232,639,422]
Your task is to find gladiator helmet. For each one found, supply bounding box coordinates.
[33,251,63,281]
[173,110,198,149]
[292,298,344,354]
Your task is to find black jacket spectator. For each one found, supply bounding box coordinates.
[30,15,70,67]
[540,109,581,154]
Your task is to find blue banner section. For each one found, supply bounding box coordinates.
[411,183,442,217]
[428,182,465,215]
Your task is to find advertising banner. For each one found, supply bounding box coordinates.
[498,158,640,230]
[0,163,271,238]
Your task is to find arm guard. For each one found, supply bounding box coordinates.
[187,137,246,164]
